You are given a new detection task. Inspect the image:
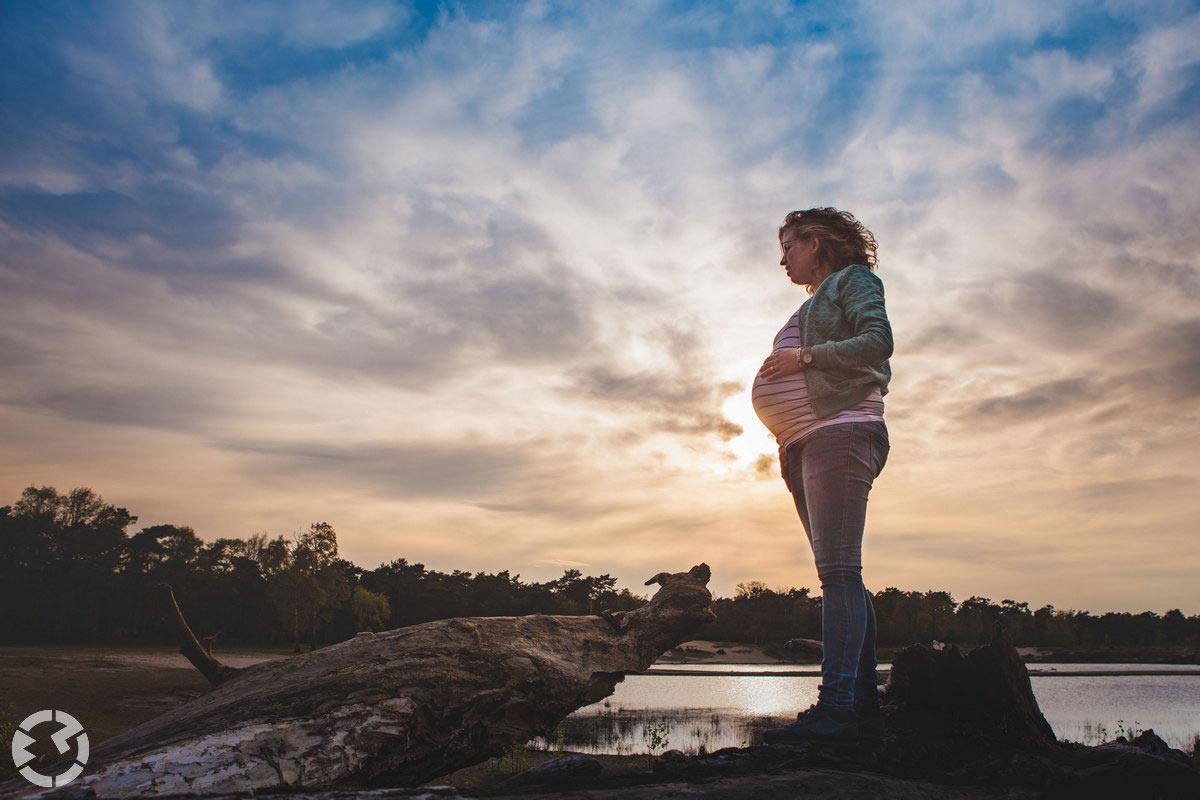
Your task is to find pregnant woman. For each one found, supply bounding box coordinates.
[752,207,893,744]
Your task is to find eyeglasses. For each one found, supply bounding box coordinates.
[780,239,801,254]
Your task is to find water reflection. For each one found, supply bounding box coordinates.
[1033,675,1200,750]
[529,703,777,755]
[530,672,1200,755]
[603,675,822,718]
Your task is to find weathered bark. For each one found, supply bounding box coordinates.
[18,565,713,799]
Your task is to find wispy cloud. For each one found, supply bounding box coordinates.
[1,1,1197,613]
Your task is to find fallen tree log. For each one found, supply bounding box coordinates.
[14,564,713,799]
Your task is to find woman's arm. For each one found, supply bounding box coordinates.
[809,265,893,369]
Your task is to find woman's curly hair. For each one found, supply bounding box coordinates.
[780,207,879,274]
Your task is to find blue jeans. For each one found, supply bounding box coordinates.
[785,420,889,709]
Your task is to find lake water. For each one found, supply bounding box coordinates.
[531,663,1200,755]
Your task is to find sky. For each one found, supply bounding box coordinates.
[1,1,1198,614]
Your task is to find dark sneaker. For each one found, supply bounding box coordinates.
[763,704,858,745]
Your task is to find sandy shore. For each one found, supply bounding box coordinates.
[657,640,783,663]
[659,640,1051,664]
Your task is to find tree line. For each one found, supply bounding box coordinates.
[0,486,643,647]
[707,582,1200,650]
[2,485,1197,651]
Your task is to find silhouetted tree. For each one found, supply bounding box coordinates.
[2,485,1198,653]
[352,589,391,631]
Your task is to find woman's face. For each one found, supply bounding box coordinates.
[779,232,821,286]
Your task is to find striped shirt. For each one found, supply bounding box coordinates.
[752,308,885,450]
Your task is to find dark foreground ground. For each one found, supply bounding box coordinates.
[2,645,1198,798]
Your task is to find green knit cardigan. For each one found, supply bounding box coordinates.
[799,263,893,418]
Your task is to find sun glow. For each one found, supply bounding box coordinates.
[722,388,774,469]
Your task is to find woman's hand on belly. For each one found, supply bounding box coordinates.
[758,348,803,382]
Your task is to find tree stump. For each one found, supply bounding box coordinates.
[881,626,1057,774]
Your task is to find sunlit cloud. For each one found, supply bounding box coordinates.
[1,1,1197,614]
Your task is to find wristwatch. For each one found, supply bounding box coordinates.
[796,346,815,368]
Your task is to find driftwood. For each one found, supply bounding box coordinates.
[16,565,713,798]
[781,637,823,660]
[159,585,238,687]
